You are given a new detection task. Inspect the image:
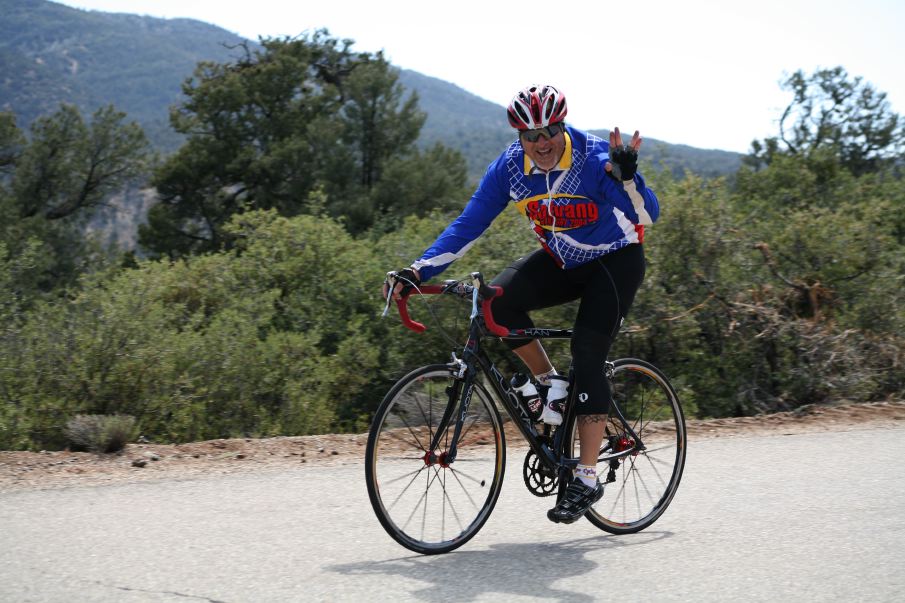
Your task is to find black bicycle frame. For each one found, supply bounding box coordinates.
[426,315,644,472]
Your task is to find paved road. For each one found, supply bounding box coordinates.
[2,427,904,602]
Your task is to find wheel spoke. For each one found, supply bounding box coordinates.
[419,468,433,540]
[439,467,471,528]
[365,366,505,554]
[385,467,429,513]
[399,469,433,531]
[578,361,686,534]
[388,407,429,453]
[381,425,427,454]
[639,442,679,455]
[447,467,483,510]
[640,452,675,476]
[381,466,426,488]
[416,391,436,455]
[627,456,658,509]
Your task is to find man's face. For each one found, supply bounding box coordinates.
[521,126,566,172]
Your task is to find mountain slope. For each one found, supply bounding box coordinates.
[0,0,248,149]
[1,0,742,178]
[398,69,742,178]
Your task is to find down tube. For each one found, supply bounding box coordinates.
[477,353,559,472]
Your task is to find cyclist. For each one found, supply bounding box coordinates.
[384,84,659,524]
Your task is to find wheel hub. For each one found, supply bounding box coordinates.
[422,450,452,468]
[614,435,636,453]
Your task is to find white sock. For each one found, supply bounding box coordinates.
[534,369,557,386]
[574,463,597,487]
[546,377,568,403]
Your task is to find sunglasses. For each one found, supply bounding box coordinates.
[520,122,565,142]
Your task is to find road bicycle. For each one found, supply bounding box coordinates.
[366,272,686,555]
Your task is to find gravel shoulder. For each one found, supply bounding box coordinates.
[2,400,903,492]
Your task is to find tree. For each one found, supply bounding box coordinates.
[729,69,905,410]
[13,104,150,221]
[141,31,467,255]
[747,67,904,176]
[0,112,23,178]
[340,61,425,189]
[0,105,150,295]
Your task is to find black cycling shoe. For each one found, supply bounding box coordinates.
[547,478,604,524]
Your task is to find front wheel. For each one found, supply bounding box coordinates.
[365,364,506,554]
[566,358,687,534]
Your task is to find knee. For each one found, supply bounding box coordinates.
[491,297,533,351]
[570,329,611,367]
[491,296,527,329]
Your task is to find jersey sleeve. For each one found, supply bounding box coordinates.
[412,155,511,282]
[594,140,660,225]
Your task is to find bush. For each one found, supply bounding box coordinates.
[64,414,136,453]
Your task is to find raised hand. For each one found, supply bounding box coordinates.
[605,127,643,181]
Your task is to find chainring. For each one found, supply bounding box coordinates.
[523,449,558,497]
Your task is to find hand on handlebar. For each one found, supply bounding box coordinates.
[381,270,508,336]
[382,268,421,302]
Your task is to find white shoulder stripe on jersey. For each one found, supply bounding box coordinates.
[612,208,641,243]
[411,240,479,271]
[622,179,653,225]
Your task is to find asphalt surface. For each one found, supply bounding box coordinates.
[2,427,904,602]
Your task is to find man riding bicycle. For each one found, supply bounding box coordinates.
[384,84,659,523]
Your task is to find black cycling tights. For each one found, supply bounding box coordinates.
[490,244,646,415]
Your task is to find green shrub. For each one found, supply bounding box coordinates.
[64,414,136,453]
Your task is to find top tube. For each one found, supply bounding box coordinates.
[393,272,573,340]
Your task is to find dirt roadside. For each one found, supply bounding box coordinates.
[2,400,903,492]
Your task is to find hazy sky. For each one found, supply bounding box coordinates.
[54,0,905,153]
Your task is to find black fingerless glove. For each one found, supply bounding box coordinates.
[395,268,421,287]
[608,145,639,181]
[391,268,421,297]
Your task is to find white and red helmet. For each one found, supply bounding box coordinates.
[507,84,568,130]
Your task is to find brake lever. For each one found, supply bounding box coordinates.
[381,271,397,318]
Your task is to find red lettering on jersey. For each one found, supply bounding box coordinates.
[524,199,599,229]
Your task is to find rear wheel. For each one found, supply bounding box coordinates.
[365,364,506,554]
[567,358,686,534]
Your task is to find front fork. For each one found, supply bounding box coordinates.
[426,353,472,464]
[431,350,557,469]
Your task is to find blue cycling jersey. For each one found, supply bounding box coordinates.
[411,126,659,282]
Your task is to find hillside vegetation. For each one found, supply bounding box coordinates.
[2,0,741,179]
[0,14,902,451]
[0,0,247,150]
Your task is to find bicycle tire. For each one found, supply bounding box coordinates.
[365,364,506,554]
[565,358,686,534]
